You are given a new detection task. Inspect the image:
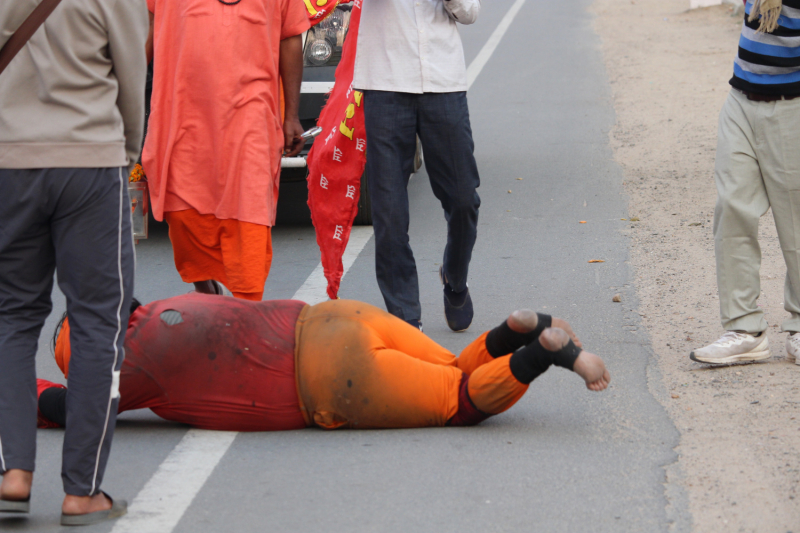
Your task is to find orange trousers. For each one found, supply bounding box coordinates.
[294,300,529,429]
[165,209,272,301]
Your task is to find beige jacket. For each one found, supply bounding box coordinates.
[0,0,148,170]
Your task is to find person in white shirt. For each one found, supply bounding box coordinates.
[353,0,482,333]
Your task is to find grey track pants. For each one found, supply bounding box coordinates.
[0,167,134,496]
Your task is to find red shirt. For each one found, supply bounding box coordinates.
[120,294,308,431]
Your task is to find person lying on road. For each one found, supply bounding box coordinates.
[38,294,611,431]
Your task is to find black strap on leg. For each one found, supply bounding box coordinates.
[508,338,582,384]
[485,313,552,357]
[509,340,552,384]
[552,339,582,370]
[531,313,553,338]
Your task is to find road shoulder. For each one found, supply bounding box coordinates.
[592,1,800,530]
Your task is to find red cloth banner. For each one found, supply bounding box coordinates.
[303,0,342,25]
[306,0,365,299]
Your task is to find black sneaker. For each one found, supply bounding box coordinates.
[405,319,423,331]
[439,266,473,332]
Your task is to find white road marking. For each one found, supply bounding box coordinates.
[110,431,237,533]
[292,226,375,305]
[113,2,525,529]
[466,0,527,90]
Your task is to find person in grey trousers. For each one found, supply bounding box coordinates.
[0,0,147,525]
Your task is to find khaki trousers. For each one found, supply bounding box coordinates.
[713,89,800,333]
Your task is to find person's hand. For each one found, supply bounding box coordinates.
[283,117,305,157]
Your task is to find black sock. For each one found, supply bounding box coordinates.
[39,387,68,427]
[485,313,552,357]
[509,339,582,384]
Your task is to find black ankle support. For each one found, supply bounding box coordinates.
[552,339,582,370]
[39,387,68,427]
[508,339,582,384]
[485,313,552,358]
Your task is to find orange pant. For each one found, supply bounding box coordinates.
[165,209,272,300]
[294,300,528,429]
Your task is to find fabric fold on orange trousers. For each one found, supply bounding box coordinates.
[165,208,272,301]
[294,300,529,429]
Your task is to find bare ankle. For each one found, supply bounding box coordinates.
[193,280,215,294]
[0,469,33,501]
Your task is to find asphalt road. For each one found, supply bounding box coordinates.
[6,0,690,531]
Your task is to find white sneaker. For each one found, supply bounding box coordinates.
[689,331,771,364]
[785,333,800,365]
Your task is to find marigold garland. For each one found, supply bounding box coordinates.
[129,163,145,183]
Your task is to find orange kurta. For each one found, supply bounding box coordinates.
[142,0,310,226]
[166,209,273,300]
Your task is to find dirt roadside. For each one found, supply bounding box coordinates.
[591,1,800,531]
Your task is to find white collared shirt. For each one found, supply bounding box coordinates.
[352,0,481,94]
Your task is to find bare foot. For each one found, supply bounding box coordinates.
[573,351,611,392]
[538,329,610,391]
[0,469,32,501]
[507,310,582,348]
[551,318,582,349]
[62,492,112,516]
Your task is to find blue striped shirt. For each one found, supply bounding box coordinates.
[731,0,800,96]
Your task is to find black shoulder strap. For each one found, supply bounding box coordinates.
[0,0,64,76]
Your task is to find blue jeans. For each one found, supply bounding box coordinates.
[363,91,481,321]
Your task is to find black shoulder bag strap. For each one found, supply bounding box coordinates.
[0,0,63,76]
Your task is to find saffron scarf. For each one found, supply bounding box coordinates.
[305,0,365,299]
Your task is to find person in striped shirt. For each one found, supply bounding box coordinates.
[691,0,800,366]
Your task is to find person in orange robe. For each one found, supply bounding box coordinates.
[142,0,310,301]
[40,296,610,431]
